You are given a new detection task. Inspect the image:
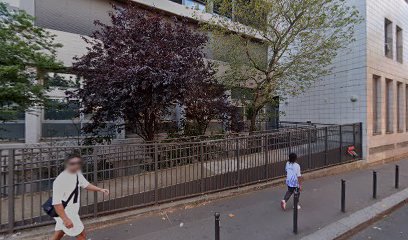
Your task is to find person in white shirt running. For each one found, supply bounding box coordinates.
[51,153,109,240]
[281,153,302,210]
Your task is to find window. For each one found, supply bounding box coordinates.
[385,79,393,133]
[397,82,403,132]
[184,0,206,11]
[44,99,80,120]
[169,0,182,4]
[373,76,381,134]
[396,26,403,63]
[385,19,393,58]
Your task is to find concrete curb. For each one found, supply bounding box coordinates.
[301,188,408,240]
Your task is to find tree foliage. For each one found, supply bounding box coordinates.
[183,79,235,136]
[72,4,216,141]
[205,0,361,131]
[0,2,62,122]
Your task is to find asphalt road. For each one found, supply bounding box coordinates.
[351,203,408,240]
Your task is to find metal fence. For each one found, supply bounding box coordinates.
[0,123,362,233]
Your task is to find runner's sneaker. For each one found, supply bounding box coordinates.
[281,200,286,210]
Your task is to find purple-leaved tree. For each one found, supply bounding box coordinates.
[183,80,237,136]
[72,3,214,142]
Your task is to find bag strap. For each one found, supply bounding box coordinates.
[65,174,79,205]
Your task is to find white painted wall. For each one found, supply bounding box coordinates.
[281,0,367,125]
[281,0,408,162]
[49,29,88,67]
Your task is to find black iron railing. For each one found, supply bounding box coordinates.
[0,122,362,233]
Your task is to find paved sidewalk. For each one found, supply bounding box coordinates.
[82,159,408,240]
[24,159,408,240]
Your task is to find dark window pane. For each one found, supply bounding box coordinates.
[44,100,80,120]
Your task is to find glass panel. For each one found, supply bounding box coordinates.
[184,0,206,11]
[44,99,80,120]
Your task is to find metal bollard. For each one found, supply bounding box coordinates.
[341,179,346,213]
[395,165,399,189]
[215,212,220,240]
[293,189,299,234]
[373,171,377,199]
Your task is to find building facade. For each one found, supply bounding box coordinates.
[3,0,261,143]
[281,0,408,162]
[3,0,408,164]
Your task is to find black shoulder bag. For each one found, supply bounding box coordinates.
[42,174,79,218]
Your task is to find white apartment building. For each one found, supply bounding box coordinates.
[281,0,408,162]
[3,0,408,164]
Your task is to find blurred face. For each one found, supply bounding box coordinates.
[66,157,83,173]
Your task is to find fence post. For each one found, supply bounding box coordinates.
[200,142,205,192]
[93,152,98,217]
[235,138,240,187]
[264,135,269,179]
[359,122,363,157]
[288,131,292,153]
[395,165,399,189]
[339,125,343,163]
[8,149,15,233]
[324,127,328,166]
[293,189,299,234]
[352,124,356,147]
[215,212,220,240]
[341,179,346,213]
[154,143,159,204]
[373,171,377,199]
[308,128,312,169]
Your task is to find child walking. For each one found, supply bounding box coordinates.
[281,153,302,210]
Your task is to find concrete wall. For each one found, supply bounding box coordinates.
[50,29,88,66]
[34,0,115,36]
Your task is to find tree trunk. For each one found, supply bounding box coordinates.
[249,112,257,132]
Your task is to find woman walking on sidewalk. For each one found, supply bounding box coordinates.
[281,153,302,210]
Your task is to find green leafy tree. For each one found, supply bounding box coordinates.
[205,0,361,131]
[0,3,62,122]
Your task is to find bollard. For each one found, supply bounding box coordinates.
[215,212,220,240]
[341,179,346,213]
[293,189,299,234]
[373,171,377,199]
[395,165,399,189]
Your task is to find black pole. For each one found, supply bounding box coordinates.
[293,189,299,234]
[215,212,220,240]
[395,165,399,189]
[341,179,346,213]
[373,171,377,199]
